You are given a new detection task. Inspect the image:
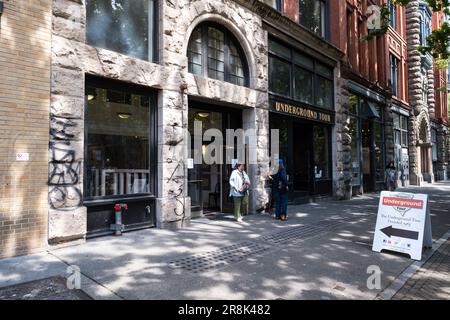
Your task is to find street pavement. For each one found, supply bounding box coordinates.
[0,182,449,300]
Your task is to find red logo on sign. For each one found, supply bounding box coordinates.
[382,197,423,209]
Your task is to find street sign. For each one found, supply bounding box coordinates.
[372,191,432,261]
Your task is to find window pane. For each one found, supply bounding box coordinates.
[229,41,245,86]
[394,130,401,146]
[293,51,314,69]
[269,56,291,96]
[207,27,225,81]
[188,28,203,75]
[316,62,333,78]
[316,76,333,109]
[86,0,151,61]
[374,121,384,182]
[401,115,408,130]
[393,113,400,129]
[402,132,408,147]
[349,115,361,186]
[300,0,324,37]
[294,67,313,104]
[85,84,150,199]
[313,126,329,179]
[269,39,291,60]
[348,95,358,115]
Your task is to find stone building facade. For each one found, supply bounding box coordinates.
[405,0,448,186]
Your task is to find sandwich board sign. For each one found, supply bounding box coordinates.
[372,191,432,261]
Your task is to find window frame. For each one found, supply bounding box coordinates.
[390,54,399,97]
[389,0,397,30]
[84,75,158,203]
[85,0,159,63]
[268,38,334,110]
[187,22,250,87]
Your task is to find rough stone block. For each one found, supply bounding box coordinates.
[48,207,87,243]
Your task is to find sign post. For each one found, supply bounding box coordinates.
[372,191,432,261]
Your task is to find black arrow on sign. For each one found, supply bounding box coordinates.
[380,226,419,240]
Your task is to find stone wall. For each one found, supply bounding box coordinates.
[48,0,269,241]
[436,124,448,180]
[334,70,352,200]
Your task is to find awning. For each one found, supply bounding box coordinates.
[365,101,380,119]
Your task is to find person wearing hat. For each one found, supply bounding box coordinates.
[272,159,289,221]
[229,161,250,223]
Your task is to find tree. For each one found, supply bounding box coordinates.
[368,0,450,67]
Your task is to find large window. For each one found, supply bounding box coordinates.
[187,23,248,87]
[313,126,330,180]
[393,113,408,148]
[84,78,156,200]
[389,0,397,30]
[299,0,327,38]
[86,0,156,61]
[263,0,283,12]
[419,6,432,47]
[390,54,399,97]
[269,39,334,110]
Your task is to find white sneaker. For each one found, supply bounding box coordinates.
[237,217,243,223]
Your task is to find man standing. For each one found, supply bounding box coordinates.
[273,159,289,221]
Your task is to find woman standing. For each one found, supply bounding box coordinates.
[229,162,250,223]
[385,161,397,191]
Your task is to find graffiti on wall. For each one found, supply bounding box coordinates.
[48,116,82,210]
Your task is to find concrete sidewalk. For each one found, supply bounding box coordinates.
[0,182,449,300]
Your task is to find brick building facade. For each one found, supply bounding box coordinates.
[0,0,52,258]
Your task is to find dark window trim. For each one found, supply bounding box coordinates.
[269,37,334,110]
[83,75,158,203]
[188,22,250,87]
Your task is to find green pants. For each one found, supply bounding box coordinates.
[233,194,248,219]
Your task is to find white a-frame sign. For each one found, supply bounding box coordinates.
[372,191,432,261]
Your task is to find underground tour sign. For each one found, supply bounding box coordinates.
[372,192,432,261]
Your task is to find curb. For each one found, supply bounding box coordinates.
[376,229,450,300]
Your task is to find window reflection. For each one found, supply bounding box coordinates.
[85,82,151,199]
[86,0,154,61]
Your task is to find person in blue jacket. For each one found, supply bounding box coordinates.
[272,159,289,221]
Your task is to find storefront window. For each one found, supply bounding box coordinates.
[374,120,384,183]
[316,76,333,109]
[432,129,438,161]
[269,56,291,97]
[269,39,334,109]
[187,23,249,86]
[86,0,155,61]
[294,67,313,104]
[313,126,329,179]
[84,79,154,200]
[349,115,361,186]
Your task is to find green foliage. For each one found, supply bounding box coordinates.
[365,0,450,69]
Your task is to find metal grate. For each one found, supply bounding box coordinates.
[168,241,271,273]
[261,224,324,244]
